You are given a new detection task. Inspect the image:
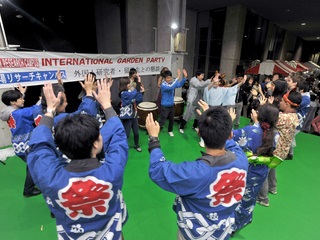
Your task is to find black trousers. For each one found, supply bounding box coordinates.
[20,155,36,194]
[159,106,174,132]
[180,118,198,130]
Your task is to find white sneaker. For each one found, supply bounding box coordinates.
[169,132,174,137]
[256,200,270,207]
[199,139,204,148]
[179,129,184,134]
[193,127,199,132]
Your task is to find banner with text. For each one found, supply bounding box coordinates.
[0,51,171,89]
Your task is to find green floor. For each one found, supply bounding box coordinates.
[1,117,319,240]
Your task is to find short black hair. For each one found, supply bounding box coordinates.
[195,69,205,77]
[273,73,282,79]
[272,79,288,97]
[1,90,23,106]
[163,70,172,78]
[198,106,232,149]
[251,98,260,111]
[287,91,302,109]
[160,67,169,77]
[265,75,272,80]
[41,84,65,110]
[298,81,310,92]
[55,114,100,159]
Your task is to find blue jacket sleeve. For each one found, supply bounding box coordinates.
[27,124,64,188]
[161,78,187,92]
[232,129,243,143]
[120,89,138,106]
[136,92,144,104]
[20,105,38,119]
[100,114,129,180]
[33,105,43,122]
[75,96,98,117]
[148,148,209,196]
[297,96,310,117]
[225,138,248,159]
[51,97,98,126]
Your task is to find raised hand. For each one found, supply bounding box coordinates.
[258,95,267,105]
[196,99,209,116]
[140,84,145,93]
[267,96,274,104]
[56,70,63,85]
[257,84,265,97]
[228,108,236,122]
[136,73,141,83]
[182,69,188,78]
[243,75,247,83]
[104,74,113,88]
[176,69,181,80]
[250,109,258,123]
[43,83,62,111]
[16,84,27,95]
[93,77,113,110]
[212,73,220,82]
[237,75,247,87]
[145,113,160,137]
[79,73,95,97]
[208,74,220,90]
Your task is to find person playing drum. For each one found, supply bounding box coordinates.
[159,69,188,137]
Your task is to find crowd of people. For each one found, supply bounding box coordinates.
[0,66,319,239]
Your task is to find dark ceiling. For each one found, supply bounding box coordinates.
[187,0,320,41]
[1,0,319,52]
[0,0,97,52]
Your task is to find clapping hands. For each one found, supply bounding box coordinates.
[93,75,113,110]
